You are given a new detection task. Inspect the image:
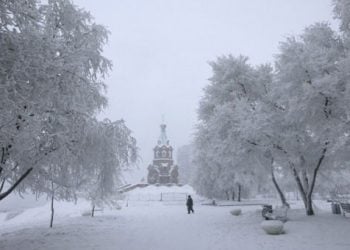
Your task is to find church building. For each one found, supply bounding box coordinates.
[147,124,179,184]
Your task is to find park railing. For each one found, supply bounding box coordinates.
[126,192,189,202]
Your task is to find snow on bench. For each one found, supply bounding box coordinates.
[340,203,350,217]
[262,205,289,222]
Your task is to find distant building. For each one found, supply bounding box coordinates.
[147,124,179,184]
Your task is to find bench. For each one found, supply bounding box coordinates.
[340,203,350,217]
[262,205,273,219]
[262,205,288,222]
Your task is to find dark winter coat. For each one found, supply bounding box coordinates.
[186,197,193,207]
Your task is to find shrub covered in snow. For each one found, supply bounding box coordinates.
[230,209,242,216]
[261,220,284,235]
[81,210,92,217]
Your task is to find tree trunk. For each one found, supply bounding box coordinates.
[91,204,95,217]
[0,168,33,201]
[50,187,54,228]
[1,147,6,166]
[0,149,4,173]
[289,143,328,216]
[0,149,51,202]
[231,189,235,201]
[274,145,310,214]
[225,190,229,200]
[306,195,314,215]
[292,166,308,209]
[304,143,328,216]
[0,179,5,193]
[271,165,289,207]
[237,184,241,202]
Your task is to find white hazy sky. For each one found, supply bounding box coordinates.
[73,0,335,178]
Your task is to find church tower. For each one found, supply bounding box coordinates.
[147,124,179,184]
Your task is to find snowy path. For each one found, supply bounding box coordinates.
[1,203,350,250]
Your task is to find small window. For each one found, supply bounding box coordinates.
[162,150,167,157]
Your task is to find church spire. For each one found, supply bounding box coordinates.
[158,123,168,145]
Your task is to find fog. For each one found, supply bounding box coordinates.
[73,0,334,174]
[3,1,350,249]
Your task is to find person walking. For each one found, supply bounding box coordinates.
[186,195,194,214]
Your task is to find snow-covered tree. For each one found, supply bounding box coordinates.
[177,144,195,184]
[333,0,350,37]
[1,0,140,228]
[0,0,112,203]
[193,56,278,202]
[270,22,348,215]
[77,119,137,217]
[0,0,44,200]
[194,15,350,215]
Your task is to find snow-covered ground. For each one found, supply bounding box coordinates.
[1,188,350,250]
